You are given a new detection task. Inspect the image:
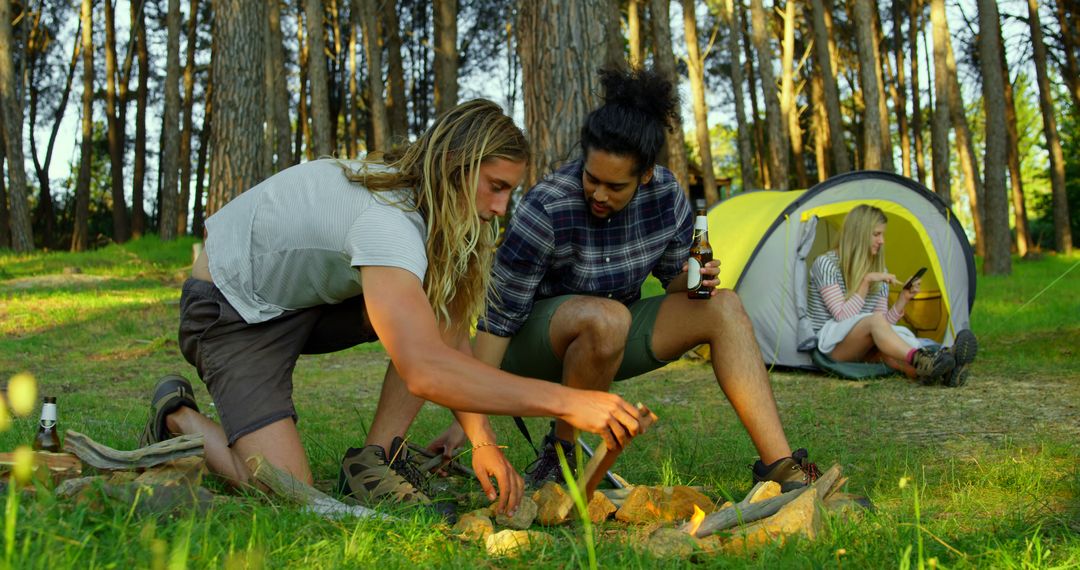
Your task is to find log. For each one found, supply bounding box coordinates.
[577,403,658,502]
[684,464,842,538]
[246,455,389,520]
[63,431,205,471]
[0,451,82,475]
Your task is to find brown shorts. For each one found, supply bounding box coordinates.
[178,278,377,445]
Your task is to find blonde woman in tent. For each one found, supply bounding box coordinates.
[807,204,978,386]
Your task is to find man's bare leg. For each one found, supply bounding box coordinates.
[166,408,312,485]
[548,296,632,442]
[650,290,792,464]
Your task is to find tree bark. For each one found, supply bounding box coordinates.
[0,0,33,251]
[853,0,887,171]
[382,0,408,143]
[977,0,1010,275]
[628,0,643,68]
[305,0,333,156]
[749,0,788,189]
[893,0,910,178]
[103,0,131,243]
[296,0,309,161]
[267,0,293,168]
[1054,0,1080,114]
[928,0,951,205]
[208,0,267,217]
[72,0,94,251]
[517,0,619,188]
[722,0,756,189]
[178,0,200,236]
[808,0,849,175]
[909,0,927,186]
[159,0,182,240]
[870,1,894,172]
[649,0,689,192]
[681,0,717,204]
[433,0,459,117]
[357,0,387,152]
[0,137,8,248]
[132,0,149,238]
[1001,31,1031,257]
[1028,0,1073,253]
[810,68,828,182]
[742,4,769,187]
[779,0,807,188]
[192,80,211,238]
[945,27,984,255]
[346,0,360,156]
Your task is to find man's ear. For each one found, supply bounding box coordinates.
[638,166,654,186]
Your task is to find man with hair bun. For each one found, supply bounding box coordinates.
[430,68,819,491]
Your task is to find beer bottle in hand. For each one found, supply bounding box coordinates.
[687,209,713,300]
[33,396,61,452]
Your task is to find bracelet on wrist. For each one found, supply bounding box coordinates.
[471,442,506,452]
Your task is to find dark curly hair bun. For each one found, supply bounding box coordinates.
[581,67,680,176]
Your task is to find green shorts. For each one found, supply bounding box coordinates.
[500,295,676,382]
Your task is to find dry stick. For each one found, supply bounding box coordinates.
[63,430,205,470]
[405,442,477,479]
[247,455,390,520]
[0,451,82,474]
[577,403,659,502]
[685,464,842,538]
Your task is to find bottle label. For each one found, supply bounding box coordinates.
[40,403,57,428]
[688,258,702,290]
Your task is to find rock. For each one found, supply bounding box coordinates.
[134,457,205,487]
[640,527,699,558]
[744,481,781,504]
[54,476,105,499]
[495,496,538,530]
[73,481,215,516]
[484,529,555,557]
[587,491,616,523]
[532,482,573,526]
[720,487,821,552]
[452,512,494,542]
[823,492,873,523]
[615,486,716,524]
[108,471,139,485]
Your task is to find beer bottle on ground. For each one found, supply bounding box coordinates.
[33,396,61,452]
[687,209,713,300]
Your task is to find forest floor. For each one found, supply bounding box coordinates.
[0,238,1077,568]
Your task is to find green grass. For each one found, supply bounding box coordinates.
[1,238,1078,568]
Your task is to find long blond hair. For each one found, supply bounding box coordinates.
[344,99,528,332]
[837,204,888,299]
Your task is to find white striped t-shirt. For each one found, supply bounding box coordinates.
[808,250,901,333]
[204,159,428,324]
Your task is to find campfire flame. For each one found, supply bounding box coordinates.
[685,504,706,536]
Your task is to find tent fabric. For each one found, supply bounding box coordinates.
[708,170,976,370]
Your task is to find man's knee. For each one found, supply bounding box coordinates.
[561,297,631,354]
[707,289,750,320]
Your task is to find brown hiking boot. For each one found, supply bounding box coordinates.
[338,437,456,521]
[911,347,955,384]
[941,329,978,387]
[752,448,820,492]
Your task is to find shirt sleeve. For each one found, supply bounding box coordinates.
[871,275,905,324]
[477,195,555,337]
[651,180,694,289]
[812,254,865,321]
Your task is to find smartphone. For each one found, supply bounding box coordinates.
[903,267,927,290]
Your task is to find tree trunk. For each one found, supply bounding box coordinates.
[681,0,717,204]
[267,0,293,168]
[893,0,910,178]
[649,0,689,192]
[159,0,183,240]
[749,0,788,189]
[517,0,619,188]
[305,0,333,156]
[296,1,309,161]
[208,0,267,217]
[722,0,756,189]
[346,0,359,156]
[870,2,894,172]
[72,0,94,251]
[909,0,927,186]
[382,0,408,142]
[977,0,1010,275]
[779,0,807,188]
[808,0,849,175]
[132,0,149,237]
[1054,0,1080,114]
[433,0,459,117]
[103,0,130,243]
[178,0,200,236]
[853,0,886,171]
[0,0,32,251]
[628,0,643,68]
[945,28,984,255]
[928,0,951,205]
[192,80,211,238]
[357,0,388,152]
[742,4,769,187]
[0,138,8,248]
[1001,31,1031,257]
[810,68,828,182]
[1028,0,1073,253]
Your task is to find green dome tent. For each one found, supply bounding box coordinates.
[708,171,976,370]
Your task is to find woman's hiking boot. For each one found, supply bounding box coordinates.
[338,437,456,521]
[752,448,821,492]
[138,374,200,447]
[912,347,955,384]
[941,329,978,387]
[523,433,576,489]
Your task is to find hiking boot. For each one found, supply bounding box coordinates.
[524,433,576,489]
[941,329,978,388]
[752,448,821,493]
[911,347,955,384]
[338,437,456,521]
[138,374,200,447]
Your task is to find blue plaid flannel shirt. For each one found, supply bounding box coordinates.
[478,160,694,337]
